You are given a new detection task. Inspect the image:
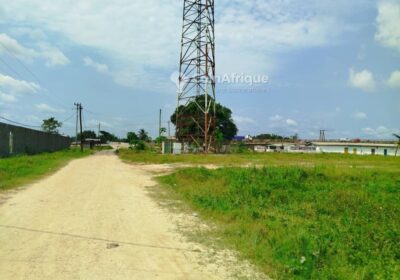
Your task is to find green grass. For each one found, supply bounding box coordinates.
[0,148,92,191]
[119,149,400,172]
[159,166,400,279]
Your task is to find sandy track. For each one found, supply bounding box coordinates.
[0,152,265,280]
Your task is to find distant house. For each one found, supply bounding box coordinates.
[83,138,102,149]
[312,142,398,156]
[233,136,245,141]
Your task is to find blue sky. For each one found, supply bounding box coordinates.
[0,0,399,140]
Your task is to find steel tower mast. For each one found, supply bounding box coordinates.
[176,0,216,152]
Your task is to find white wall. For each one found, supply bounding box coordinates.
[317,145,397,156]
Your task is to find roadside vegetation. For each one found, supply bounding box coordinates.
[119,149,400,172]
[0,148,93,191]
[119,149,400,279]
[159,165,400,279]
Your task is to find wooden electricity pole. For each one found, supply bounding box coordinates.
[159,109,162,138]
[75,103,83,152]
[79,104,83,152]
[75,103,79,145]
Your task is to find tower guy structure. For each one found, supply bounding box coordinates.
[176,0,216,152]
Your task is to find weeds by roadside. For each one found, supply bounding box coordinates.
[0,148,92,191]
[119,149,400,172]
[158,166,400,279]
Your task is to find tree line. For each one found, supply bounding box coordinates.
[40,95,298,146]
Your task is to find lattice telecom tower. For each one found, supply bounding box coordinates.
[176,0,216,152]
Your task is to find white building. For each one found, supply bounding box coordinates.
[312,142,398,156]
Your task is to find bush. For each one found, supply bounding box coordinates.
[231,142,250,154]
[129,140,146,152]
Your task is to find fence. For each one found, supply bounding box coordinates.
[0,122,71,157]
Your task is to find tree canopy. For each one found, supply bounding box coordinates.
[170,95,238,141]
[99,130,118,143]
[254,133,289,141]
[77,130,97,141]
[41,117,62,134]
[138,129,151,142]
[127,132,139,143]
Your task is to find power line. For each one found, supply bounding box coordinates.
[1,107,78,132]
[0,41,70,111]
[61,112,76,123]
[0,115,42,129]
[0,56,27,82]
[361,129,400,137]
[84,107,158,120]
[0,41,43,84]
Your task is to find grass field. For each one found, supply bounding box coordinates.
[160,166,400,279]
[119,149,400,172]
[0,148,93,191]
[121,150,400,279]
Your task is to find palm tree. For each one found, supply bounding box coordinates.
[138,129,150,142]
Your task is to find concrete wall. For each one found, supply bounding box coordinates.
[0,122,71,157]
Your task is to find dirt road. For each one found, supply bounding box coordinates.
[0,152,264,280]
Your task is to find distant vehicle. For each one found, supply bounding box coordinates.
[339,138,350,142]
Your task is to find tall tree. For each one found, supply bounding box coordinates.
[99,130,118,143]
[138,129,151,142]
[127,132,139,144]
[41,117,62,134]
[171,95,238,141]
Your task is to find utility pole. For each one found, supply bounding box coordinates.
[75,103,79,145]
[159,109,162,138]
[319,130,326,142]
[75,103,83,152]
[168,121,171,138]
[98,122,101,137]
[79,103,83,152]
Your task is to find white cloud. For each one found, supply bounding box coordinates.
[386,70,400,88]
[269,114,283,122]
[349,68,376,92]
[35,103,65,113]
[233,115,256,126]
[375,1,400,52]
[11,27,47,41]
[353,111,367,120]
[0,1,368,88]
[24,114,40,122]
[0,33,37,61]
[83,57,109,73]
[362,126,398,137]
[87,119,111,128]
[215,0,372,75]
[0,92,16,102]
[286,119,298,126]
[0,33,69,66]
[38,43,70,67]
[0,74,40,95]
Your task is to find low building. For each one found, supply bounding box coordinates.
[287,145,317,153]
[83,138,102,149]
[312,142,398,156]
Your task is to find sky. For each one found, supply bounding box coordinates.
[0,0,399,140]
